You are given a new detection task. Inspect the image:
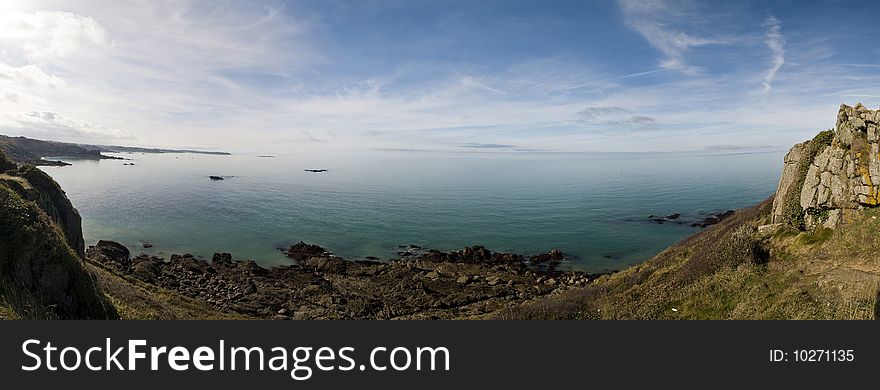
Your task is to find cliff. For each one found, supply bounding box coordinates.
[772,103,880,230]
[0,150,116,319]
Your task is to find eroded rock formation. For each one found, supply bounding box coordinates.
[772,103,880,229]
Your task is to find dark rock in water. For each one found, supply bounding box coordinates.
[365,256,380,260]
[304,169,328,173]
[286,241,329,261]
[209,175,224,180]
[141,241,153,248]
[529,249,565,265]
[691,210,736,228]
[87,240,132,269]
[257,155,275,158]
[651,213,683,224]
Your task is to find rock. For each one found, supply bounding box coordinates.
[773,103,880,230]
[529,249,565,265]
[304,169,328,173]
[286,241,329,261]
[212,252,233,265]
[757,223,782,236]
[277,308,289,315]
[487,276,502,286]
[87,240,132,268]
[691,210,736,228]
[772,142,807,224]
[456,275,471,284]
[208,175,224,180]
[141,241,153,248]
[299,256,347,273]
[650,213,683,224]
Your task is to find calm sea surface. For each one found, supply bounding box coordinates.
[42,151,783,272]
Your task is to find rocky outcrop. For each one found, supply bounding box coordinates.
[772,103,880,230]
[10,165,86,257]
[0,150,116,319]
[89,241,599,320]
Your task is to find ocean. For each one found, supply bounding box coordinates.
[41,150,784,272]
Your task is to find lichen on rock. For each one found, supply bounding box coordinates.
[772,103,880,230]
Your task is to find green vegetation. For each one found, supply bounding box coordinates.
[782,130,834,230]
[496,196,879,320]
[0,182,116,319]
[0,150,116,319]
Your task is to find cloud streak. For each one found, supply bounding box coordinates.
[616,0,724,72]
[761,15,785,93]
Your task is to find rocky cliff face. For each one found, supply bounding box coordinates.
[0,150,116,319]
[772,103,880,230]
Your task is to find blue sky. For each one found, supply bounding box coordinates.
[1,0,879,154]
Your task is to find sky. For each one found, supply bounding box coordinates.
[1,0,879,154]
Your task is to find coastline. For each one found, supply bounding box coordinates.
[86,240,608,319]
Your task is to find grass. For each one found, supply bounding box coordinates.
[86,261,250,320]
[0,174,32,190]
[495,195,879,320]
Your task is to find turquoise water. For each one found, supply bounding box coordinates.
[41,151,783,272]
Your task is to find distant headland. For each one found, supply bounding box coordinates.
[0,134,230,166]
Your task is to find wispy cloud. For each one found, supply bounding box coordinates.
[616,0,725,73]
[460,143,515,149]
[761,15,785,93]
[0,1,878,155]
[576,106,657,130]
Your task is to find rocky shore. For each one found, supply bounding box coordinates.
[86,240,602,319]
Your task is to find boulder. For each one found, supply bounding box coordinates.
[286,241,329,261]
[87,240,131,268]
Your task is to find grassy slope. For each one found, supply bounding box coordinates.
[86,261,249,320]
[497,197,879,320]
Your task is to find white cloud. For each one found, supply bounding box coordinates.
[0,11,107,59]
[0,63,66,103]
[0,111,133,143]
[616,0,724,72]
[0,63,65,88]
[761,15,785,93]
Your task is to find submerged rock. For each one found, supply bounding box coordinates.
[208,175,224,180]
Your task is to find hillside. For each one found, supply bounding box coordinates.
[0,149,117,319]
[0,134,115,166]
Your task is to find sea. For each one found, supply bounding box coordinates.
[41,150,784,272]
